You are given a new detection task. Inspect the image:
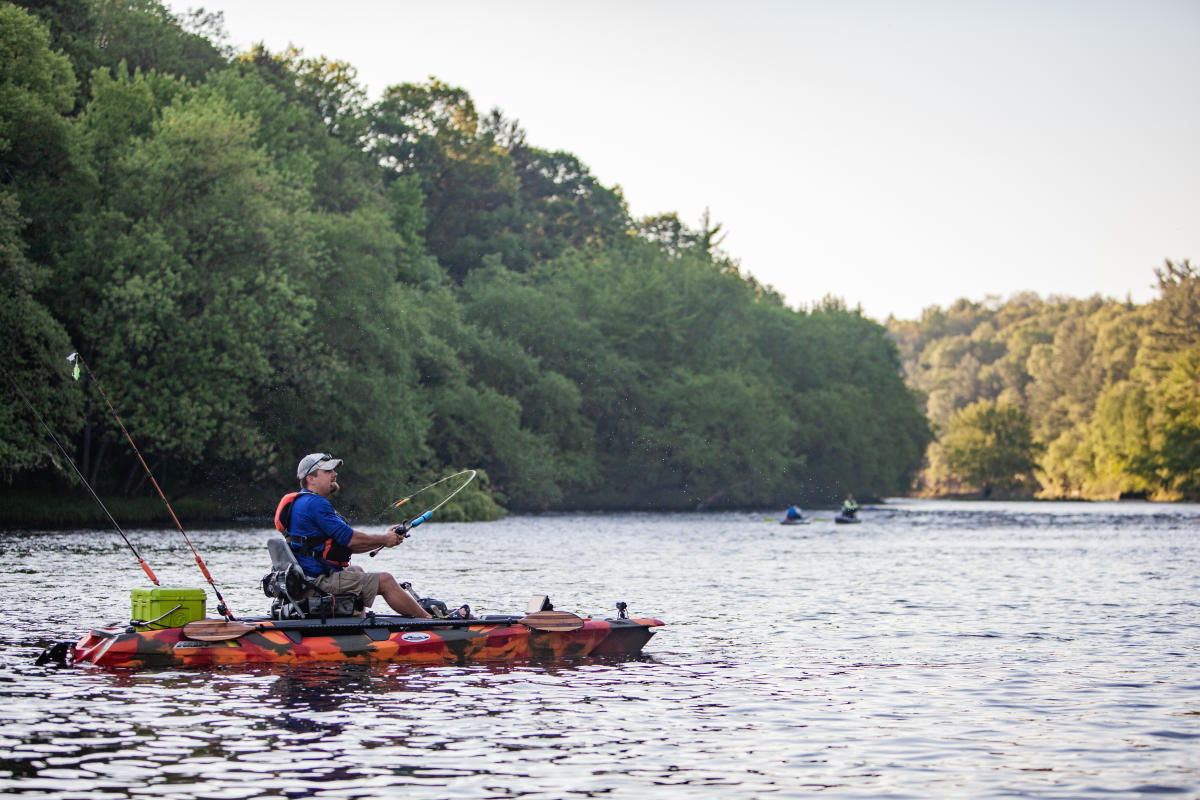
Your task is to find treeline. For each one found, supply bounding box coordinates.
[887,261,1200,501]
[0,1,929,518]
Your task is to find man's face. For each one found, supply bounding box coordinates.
[308,467,339,497]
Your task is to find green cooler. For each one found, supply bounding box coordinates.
[130,587,207,630]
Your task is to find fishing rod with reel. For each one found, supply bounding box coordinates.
[1,361,161,587]
[368,468,477,557]
[66,353,236,619]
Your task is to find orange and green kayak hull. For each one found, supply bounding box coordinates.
[71,616,664,669]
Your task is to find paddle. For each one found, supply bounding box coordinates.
[182,619,261,641]
[518,611,585,632]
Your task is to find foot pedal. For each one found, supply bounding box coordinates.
[418,597,449,618]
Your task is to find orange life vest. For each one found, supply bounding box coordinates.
[275,491,352,570]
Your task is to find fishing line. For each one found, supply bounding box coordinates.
[369,469,477,557]
[0,361,160,586]
[67,353,236,619]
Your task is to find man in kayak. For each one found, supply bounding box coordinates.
[785,505,806,521]
[286,453,431,618]
[841,493,859,519]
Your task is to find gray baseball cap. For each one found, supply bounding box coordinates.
[297,452,343,481]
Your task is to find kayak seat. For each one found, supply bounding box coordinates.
[262,537,363,619]
[267,537,313,588]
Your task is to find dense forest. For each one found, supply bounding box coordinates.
[888,260,1199,501]
[0,1,932,520]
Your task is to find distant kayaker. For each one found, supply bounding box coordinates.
[841,494,859,519]
[284,453,431,618]
[785,505,805,521]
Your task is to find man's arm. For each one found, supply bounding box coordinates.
[312,500,405,554]
[347,528,404,554]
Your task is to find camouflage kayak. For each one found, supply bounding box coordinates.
[63,610,664,669]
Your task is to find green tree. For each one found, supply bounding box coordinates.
[942,400,1039,496]
[459,266,599,496]
[1148,351,1200,498]
[221,46,383,214]
[1129,260,1200,498]
[0,2,78,264]
[1147,259,1200,354]
[887,288,1185,499]
[0,2,75,176]
[267,207,440,508]
[505,140,628,260]
[372,79,530,279]
[0,189,83,481]
[89,0,226,84]
[1080,379,1153,497]
[0,5,83,482]
[15,0,101,108]
[59,92,319,490]
[460,236,929,509]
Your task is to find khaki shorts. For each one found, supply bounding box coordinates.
[313,568,381,609]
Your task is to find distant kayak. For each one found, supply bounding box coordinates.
[780,518,811,525]
[834,513,861,524]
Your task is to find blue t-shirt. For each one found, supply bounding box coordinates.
[288,491,355,577]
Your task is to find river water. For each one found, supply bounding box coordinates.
[0,499,1197,798]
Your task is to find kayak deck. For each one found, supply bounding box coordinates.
[71,613,664,669]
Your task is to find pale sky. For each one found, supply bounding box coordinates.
[164,0,1199,321]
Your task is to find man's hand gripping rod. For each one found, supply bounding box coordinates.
[369,511,433,557]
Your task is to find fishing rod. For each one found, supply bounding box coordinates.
[0,361,160,586]
[369,469,477,557]
[67,353,236,619]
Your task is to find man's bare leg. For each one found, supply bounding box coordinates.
[378,572,431,617]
